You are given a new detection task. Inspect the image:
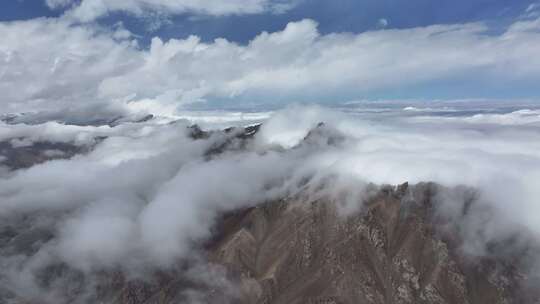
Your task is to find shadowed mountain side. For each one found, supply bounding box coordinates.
[0,140,100,170]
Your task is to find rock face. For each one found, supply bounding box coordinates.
[0,140,88,170]
[207,183,535,304]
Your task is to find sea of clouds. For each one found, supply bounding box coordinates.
[1,103,540,302]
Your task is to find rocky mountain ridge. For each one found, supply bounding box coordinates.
[0,122,538,303]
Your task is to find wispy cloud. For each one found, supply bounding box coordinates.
[45,0,298,22]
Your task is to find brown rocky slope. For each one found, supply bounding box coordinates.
[206,182,537,304]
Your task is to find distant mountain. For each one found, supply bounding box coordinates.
[1,112,154,127]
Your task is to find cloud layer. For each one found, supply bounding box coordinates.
[2,13,540,117]
[1,104,540,302]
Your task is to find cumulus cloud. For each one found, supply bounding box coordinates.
[0,18,140,116]
[2,15,540,117]
[105,18,540,106]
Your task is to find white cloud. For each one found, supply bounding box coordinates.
[45,0,73,9]
[256,104,335,148]
[526,1,540,17]
[377,18,388,28]
[2,16,540,117]
[415,108,540,126]
[0,18,141,116]
[45,0,296,22]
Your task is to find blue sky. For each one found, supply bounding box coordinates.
[1,0,540,115]
[3,0,534,42]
